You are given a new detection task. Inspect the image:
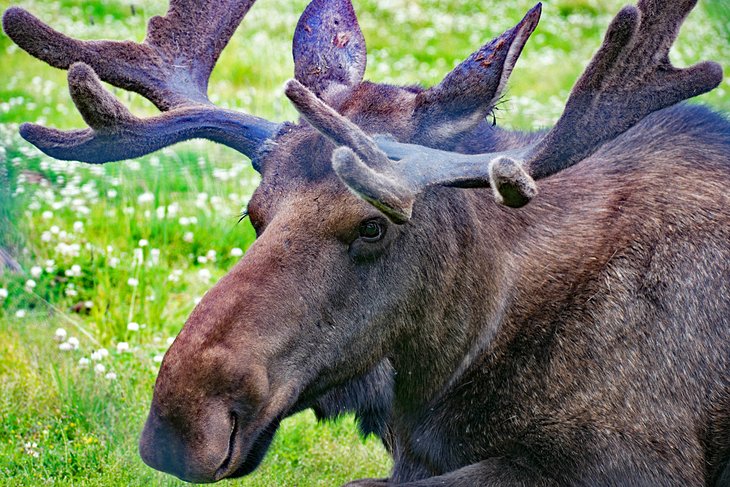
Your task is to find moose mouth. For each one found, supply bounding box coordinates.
[215,411,283,480]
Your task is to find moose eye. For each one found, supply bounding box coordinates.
[358,220,385,242]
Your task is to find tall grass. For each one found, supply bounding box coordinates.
[0,0,727,485]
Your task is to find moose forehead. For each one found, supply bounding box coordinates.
[250,131,374,234]
[252,83,420,211]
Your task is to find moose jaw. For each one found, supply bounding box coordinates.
[3,0,730,485]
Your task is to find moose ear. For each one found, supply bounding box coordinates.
[412,3,542,146]
[293,0,367,100]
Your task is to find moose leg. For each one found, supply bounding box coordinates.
[343,452,691,487]
[343,457,557,487]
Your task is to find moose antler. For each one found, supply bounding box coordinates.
[2,1,278,164]
[287,0,722,222]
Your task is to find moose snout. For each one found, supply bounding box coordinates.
[139,403,235,483]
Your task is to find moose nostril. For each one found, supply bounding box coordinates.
[215,412,239,479]
[140,400,239,483]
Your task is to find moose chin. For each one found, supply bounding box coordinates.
[4,0,729,485]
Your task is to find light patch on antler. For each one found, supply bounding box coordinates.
[488,19,536,111]
[425,110,488,143]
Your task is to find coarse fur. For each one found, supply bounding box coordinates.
[141,77,730,485]
[248,88,730,485]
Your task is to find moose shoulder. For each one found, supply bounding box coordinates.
[3,0,729,485]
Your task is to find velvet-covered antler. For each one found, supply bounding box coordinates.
[411,3,542,146]
[288,1,722,222]
[2,1,278,164]
[293,0,368,99]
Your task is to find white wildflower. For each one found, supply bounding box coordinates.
[183,231,194,243]
[127,277,139,287]
[23,442,39,458]
[73,221,84,233]
[116,342,130,353]
[94,363,106,375]
[54,328,67,342]
[205,250,217,262]
[59,342,73,351]
[153,354,164,363]
[67,337,80,349]
[150,248,160,265]
[138,239,149,247]
[107,189,118,198]
[127,322,140,332]
[0,288,7,299]
[90,350,103,361]
[105,371,117,380]
[166,337,175,346]
[230,247,244,257]
[84,301,93,309]
[15,310,26,318]
[25,279,36,290]
[137,192,154,204]
[198,269,211,281]
[41,231,52,242]
[65,264,82,277]
[42,210,53,219]
[196,255,207,264]
[78,357,90,368]
[30,266,42,278]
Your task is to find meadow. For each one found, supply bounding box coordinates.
[0,0,728,485]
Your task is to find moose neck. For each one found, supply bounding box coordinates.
[387,149,624,418]
[385,189,516,410]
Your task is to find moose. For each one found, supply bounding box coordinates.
[3,0,729,484]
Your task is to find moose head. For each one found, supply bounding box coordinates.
[2,0,723,483]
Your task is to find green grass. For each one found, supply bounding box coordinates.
[0,0,727,485]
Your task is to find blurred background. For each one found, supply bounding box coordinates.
[0,0,728,485]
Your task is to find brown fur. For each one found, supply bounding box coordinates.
[142,82,730,484]
[143,3,728,482]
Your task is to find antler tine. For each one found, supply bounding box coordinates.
[2,1,278,164]
[285,78,536,221]
[285,79,416,223]
[3,1,256,110]
[313,1,722,222]
[18,63,278,164]
[284,79,390,170]
[523,0,722,179]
